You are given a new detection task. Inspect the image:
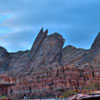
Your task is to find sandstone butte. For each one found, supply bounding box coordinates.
[0,28,100,99]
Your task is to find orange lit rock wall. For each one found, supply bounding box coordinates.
[0,75,15,97]
[8,65,100,99]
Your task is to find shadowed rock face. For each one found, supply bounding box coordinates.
[0,47,10,72]
[0,28,65,75]
[1,30,100,100]
[8,50,30,74]
[28,30,65,73]
[30,28,48,60]
[0,29,100,75]
[60,45,87,65]
[87,32,100,64]
[91,32,100,50]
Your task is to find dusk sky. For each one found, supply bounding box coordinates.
[0,0,100,52]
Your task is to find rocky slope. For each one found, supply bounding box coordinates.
[0,46,10,72]
[27,28,65,73]
[0,28,100,76]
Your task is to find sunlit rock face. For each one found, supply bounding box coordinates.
[8,65,100,99]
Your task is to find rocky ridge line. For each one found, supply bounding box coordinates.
[0,29,100,75]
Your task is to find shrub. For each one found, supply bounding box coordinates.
[83,82,99,91]
[0,96,7,99]
[63,90,77,98]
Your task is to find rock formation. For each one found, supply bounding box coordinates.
[0,28,65,75]
[91,32,100,50]
[0,28,100,99]
[60,45,88,66]
[0,28,100,75]
[8,50,30,74]
[0,46,10,72]
[27,29,65,73]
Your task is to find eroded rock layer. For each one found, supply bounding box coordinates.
[0,28,100,99]
[8,64,100,99]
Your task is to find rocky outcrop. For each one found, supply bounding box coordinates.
[0,28,100,99]
[91,32,100,51]
[0,46,10,72]
[60,32,100,68]
[0,28,65,75]
[8,50,30,75]
[0,29,100,75]
[9,64,100,99]
[60,45,88,65]
[30,28,48,60]
[28,29,65,73]
[87,32,100,66]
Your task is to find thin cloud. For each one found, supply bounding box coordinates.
[0,0,100,52]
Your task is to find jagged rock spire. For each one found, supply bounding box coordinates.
[91,32,100,50]
[87,32,100,62]
[28,29,65,73]
[30,28,48,59]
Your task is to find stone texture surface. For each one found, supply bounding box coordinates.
[0,28,64,75]
[0,29,100,75]
[0,46,10,72]
[91,32,100,50]
[28,32,65,73]
[0,29,100,99]
[8,64,100,99]
[87,32,100,66]
[8,50,30,75]
[60,45,88,65]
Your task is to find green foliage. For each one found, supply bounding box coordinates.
[63,90,77,98]
[0,96,7,99]
[83,82,99,91]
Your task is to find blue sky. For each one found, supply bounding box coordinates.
[0,0,100,52]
